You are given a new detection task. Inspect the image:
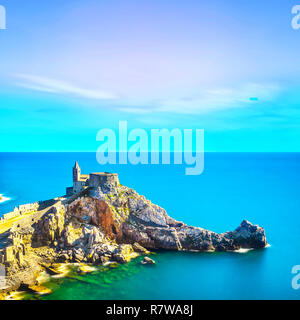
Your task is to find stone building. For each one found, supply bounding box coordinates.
[66,161,119,197]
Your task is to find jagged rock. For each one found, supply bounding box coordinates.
[141,257,155,265]
[113,244,137,264]
[0,178,267,296]
[67,198,121,240]
[88,183,267,252]
[99,255,110,265]
[34,206,65,246]
[72,247,85,262]
[64,223,85,247]
[80,215,92,224]
[230,220,267,249]
[91,252,99,264]
[88,227,104,248]
[133,242,150,255]
[28,284,52,295]
[57,253,69,262]
[77,264,95,274]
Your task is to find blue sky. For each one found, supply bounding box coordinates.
[0,0,300,151]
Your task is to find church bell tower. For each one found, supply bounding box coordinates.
[73,161,81,182]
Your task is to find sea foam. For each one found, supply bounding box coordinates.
[0,194,10,204]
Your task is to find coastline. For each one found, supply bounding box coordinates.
[0,190,267,299]
[0,164,268,300]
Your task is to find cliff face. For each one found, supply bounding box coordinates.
[0,181,267,296]
[71,183,267,252]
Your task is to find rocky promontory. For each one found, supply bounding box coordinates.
[0,181,267,298]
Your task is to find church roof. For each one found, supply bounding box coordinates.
[90,172,117,176]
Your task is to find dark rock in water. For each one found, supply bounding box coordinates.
[231,220,267,249]
[141,257,155,265]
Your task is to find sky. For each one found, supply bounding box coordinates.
[0,0,300,151]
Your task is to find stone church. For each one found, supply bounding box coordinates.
[66,161,119,196]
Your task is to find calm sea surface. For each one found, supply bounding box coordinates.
[0,152,299,300]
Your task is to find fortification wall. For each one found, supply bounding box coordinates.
[66,187,73,197]
[1,209,21,221]
[73,181,87,193]
[0,198,60,223]
[107,175,119,186]
[89,174,119,188]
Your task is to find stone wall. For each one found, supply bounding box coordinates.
[0,232,29,267]
[0,198,59,223]
[73,181,87,194]
[1,208,21,221]
[66,187,73,197]
[89,174,119,188]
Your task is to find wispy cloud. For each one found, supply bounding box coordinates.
[14,74,118,100]
[13,74,281,116]
[118,83,281,115]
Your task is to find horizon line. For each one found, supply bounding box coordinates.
[0,151,299,154]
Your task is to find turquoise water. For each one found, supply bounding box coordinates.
[0,152,300,300]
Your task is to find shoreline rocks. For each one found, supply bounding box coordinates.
[141,257,155,265]
[0,182,267,298]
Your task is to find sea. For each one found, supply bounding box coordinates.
[0,152,299,300]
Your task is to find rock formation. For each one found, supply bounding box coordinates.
[141,257,155,265]
[0,181,267,298]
